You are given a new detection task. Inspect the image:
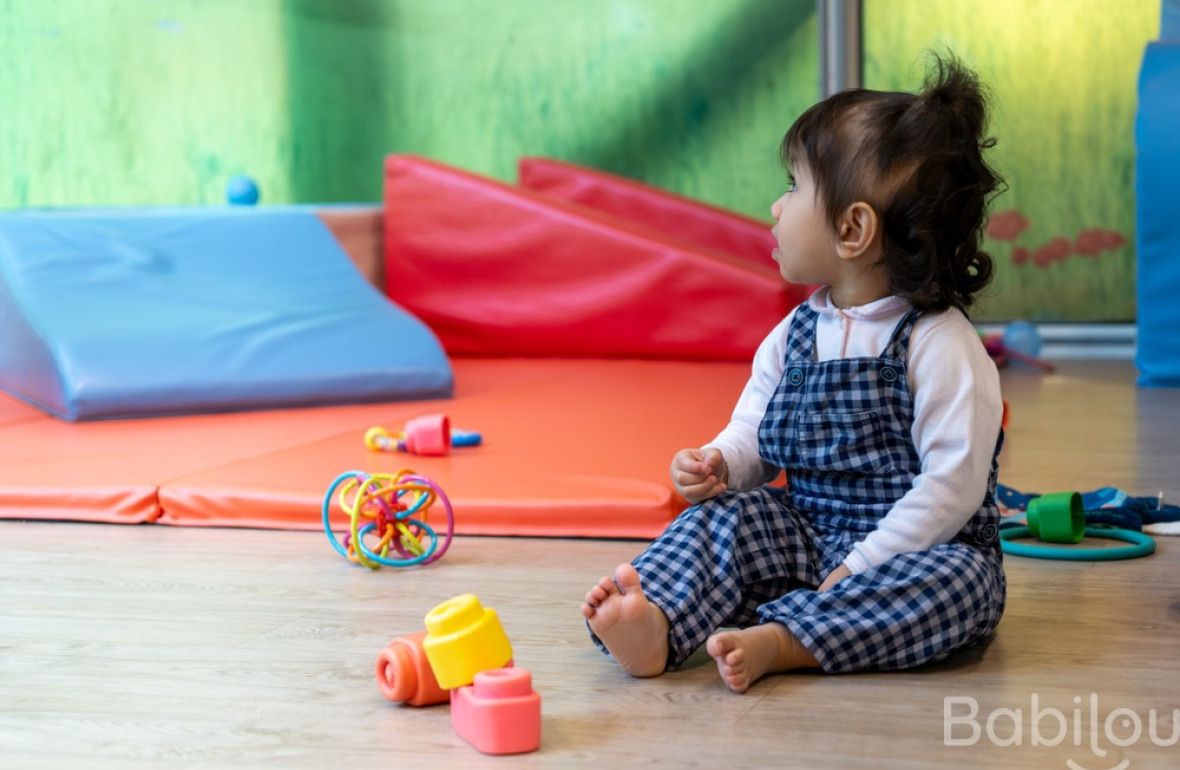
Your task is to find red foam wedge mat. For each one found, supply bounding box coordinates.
[518,156,782,272]
[0,359,750,538]
[384,155,793,362]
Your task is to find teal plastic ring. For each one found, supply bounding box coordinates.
[1000,525,1155,561]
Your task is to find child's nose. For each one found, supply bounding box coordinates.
[771,197,783,220]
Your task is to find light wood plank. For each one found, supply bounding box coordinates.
[1,361,1178,768]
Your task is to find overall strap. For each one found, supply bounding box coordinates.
[785,303,820,362]
[881,307,923,362]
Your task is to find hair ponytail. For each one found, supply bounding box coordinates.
[916,54,993,153]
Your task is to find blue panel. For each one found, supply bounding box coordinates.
[1135,42,1180,386]
[1164,0,1180,40]
[0,208,452,419]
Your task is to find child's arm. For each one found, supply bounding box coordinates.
[703,310,797,492]
[839,311,1003,576]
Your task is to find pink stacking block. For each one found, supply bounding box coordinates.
[450,667,541,755]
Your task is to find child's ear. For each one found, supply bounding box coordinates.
[835,202,879,261]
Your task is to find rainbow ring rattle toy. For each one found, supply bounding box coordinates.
[322,469,455,569]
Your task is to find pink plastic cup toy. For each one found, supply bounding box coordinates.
[364,414,482,457]
[403,413,451,455]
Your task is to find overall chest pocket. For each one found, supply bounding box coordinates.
[790,409,894,475]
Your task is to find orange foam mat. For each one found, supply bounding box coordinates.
[157,359,749,538]
[0,359,749,537]
[0,358,564,524]
[0,397,447,524]
[0,358,576,524]
[0,392,45,428]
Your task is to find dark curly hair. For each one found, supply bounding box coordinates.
[781,54,1004,312]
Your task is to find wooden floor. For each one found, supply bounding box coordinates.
[2,362,1178,769]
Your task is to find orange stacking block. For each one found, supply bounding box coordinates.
[374,631,449,707]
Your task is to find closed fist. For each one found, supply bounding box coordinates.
[670,447,728,504]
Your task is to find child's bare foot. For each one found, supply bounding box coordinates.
[706,623,819,693]
[581,564,669,677]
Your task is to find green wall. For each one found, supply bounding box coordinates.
[0,0,817,214]
[0,0,1159,321]
[865,0,1158,320]
[0,0,295,205]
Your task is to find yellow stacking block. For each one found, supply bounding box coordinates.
[422,594,513,690]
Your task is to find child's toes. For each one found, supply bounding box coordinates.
[584,575,621,608]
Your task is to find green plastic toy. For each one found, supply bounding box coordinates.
[999,491,1155,561]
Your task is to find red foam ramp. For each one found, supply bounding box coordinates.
[518,157,790,274]
[384,155,794,362]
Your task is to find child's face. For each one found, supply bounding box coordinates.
[770,163,838,286]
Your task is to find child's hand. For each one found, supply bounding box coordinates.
[670,447,728,504]
[818,564,852,592]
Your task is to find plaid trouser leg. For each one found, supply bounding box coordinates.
[604,487,825,668]
[760,542,1006,673]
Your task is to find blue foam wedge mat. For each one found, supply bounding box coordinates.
[1135,42,1180,387]
[0,208,453,420]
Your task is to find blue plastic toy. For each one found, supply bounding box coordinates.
[1001,320,1042,358]
[226,175,260,206]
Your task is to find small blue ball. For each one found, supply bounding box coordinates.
[226,175,260,206]
[1002,320,1042,358]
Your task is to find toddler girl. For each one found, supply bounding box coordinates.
[581,55,1006,693]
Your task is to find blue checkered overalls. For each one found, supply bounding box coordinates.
[594,304,1006,673]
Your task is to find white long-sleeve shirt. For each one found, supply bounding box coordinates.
[705,287,1003,575]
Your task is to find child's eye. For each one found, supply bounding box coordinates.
[786,176,797,193]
